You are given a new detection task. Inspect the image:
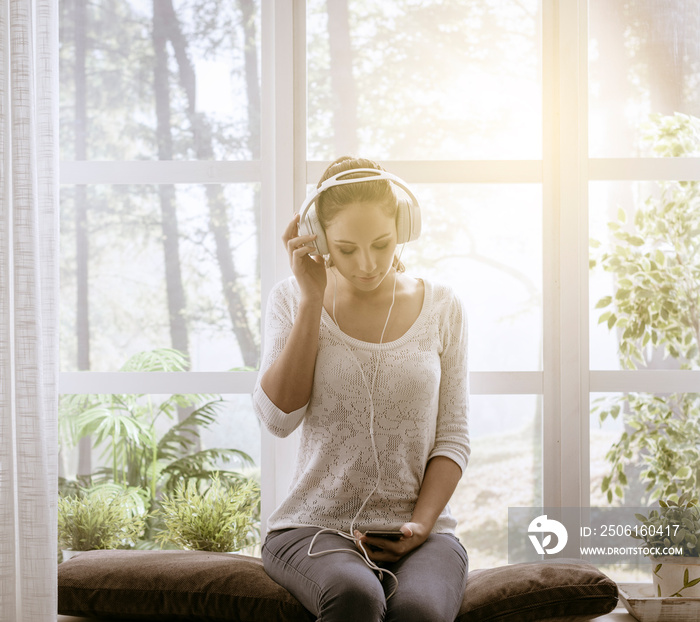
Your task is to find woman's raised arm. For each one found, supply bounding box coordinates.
[259,214,327,414]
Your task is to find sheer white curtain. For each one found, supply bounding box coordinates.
[0,1,59,621]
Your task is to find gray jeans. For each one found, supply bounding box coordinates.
[262,527,468,622]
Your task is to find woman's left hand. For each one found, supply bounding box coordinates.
[354,522,428,563]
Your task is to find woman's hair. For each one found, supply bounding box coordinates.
[317,156,405,272]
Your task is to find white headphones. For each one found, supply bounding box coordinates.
[297,168,422,255]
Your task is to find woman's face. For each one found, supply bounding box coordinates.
[324,201,397,292]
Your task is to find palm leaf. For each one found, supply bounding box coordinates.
[157,399,225,460]
[156,392,210,414]
[164,448,254,473]
[119,348,190,373]
[85,482,150,515]
[58,394,92,448]
[160,449,254,495]
[90,411,151,449]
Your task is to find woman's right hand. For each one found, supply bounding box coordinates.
[283,214,327,305]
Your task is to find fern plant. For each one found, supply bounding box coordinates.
[156,475,260,553]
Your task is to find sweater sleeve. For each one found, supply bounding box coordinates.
[253,279,309,438]
[427,288,470,474]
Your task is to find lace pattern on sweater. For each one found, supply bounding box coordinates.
[253,277,470,534]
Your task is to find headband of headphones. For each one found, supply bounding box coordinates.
[297,168,422,256]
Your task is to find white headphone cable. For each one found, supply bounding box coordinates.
[307,243,406,599]
[308,270,398,597]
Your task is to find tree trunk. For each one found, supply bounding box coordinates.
[161,0,259,368]
[327,0,358,155]
[238,0,262,282]
[153,0,190,371]
[153,0,195,442]
[239,0,261,160]
[74,0,92,477]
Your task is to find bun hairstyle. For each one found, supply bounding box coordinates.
[317,156,406,272]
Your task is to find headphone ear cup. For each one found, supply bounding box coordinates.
[300,204,329,256]
[396,198,421,244]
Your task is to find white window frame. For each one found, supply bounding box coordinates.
[58,0,700,534]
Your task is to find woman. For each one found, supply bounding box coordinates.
[254,156,470,622]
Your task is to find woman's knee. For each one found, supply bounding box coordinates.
[318,568,386,622]
[386,592,455,622]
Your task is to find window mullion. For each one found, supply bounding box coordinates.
[306,160,544,185]
[558,0,590,510]
[542,0,561,510]
[258,0,300,534]
[589,157,700,181]
[59,160,262,185]
[542,0,590,511]
[58,371,257,394]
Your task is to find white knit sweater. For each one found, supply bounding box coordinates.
[253,277,470,535]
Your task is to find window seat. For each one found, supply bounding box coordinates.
[58,549,620,621]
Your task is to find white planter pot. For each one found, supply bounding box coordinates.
[651,557,700,597]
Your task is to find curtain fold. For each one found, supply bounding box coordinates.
[0,1,59,621]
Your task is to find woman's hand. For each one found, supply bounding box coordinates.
[283,214,327,305]
[354,522,429,563]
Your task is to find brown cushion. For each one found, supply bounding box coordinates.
[456,561,618,621]
[58,549,314,622]
[58,550,617,622]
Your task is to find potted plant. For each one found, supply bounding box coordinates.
[155,474,260,553]
[58,484,148,560]
[58,348,257,546]
[633,494,700,597]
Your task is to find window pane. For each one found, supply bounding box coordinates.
[199,395,261,473]
[403,184,542,371]
[307,0,542,160]
[589,179,699,371]
[455,395,542,568]
[589,0,700,157]
[59,0,261,161]
[60,184,260,371]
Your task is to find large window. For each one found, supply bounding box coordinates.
[58,0,263,506]
[59,0,700,570]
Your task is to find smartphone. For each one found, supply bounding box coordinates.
[364,530,404,540]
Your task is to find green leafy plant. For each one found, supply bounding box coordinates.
[591,112,700,504]
[59,349,254,498]
[155,474,260,553]
[59,348,257,545]
[633,494,700,558]
[58,484,148,551]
